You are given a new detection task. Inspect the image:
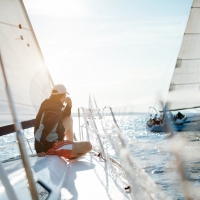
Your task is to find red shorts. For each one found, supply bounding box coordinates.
[45,140,73,158]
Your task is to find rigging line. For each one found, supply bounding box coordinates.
[177,58,200,60]
[0,21,30,31]
[174,72,200,74]
[184,33,200,35]
[172,82,200,85]
[160,106,200,112]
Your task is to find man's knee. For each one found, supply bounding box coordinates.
[72,141,92,154]
[85,141,92,152]
[81,141,92,152]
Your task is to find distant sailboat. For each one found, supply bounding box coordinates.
[147,0,200,132]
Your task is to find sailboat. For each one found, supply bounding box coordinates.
[0,0,168,199]
[146,0,200,132]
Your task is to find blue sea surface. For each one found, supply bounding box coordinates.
[116,115,200,200]
[1,114,200,199]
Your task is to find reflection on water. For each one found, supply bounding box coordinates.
[116,115,200,199]
[0,129,35,161]
[1,115,200,199]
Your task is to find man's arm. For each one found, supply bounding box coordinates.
[63,97,72,118]
[35,110,61,155]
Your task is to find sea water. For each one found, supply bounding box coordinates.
[116,115,200,199]
[1,114,200,200]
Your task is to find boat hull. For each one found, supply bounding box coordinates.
[146,122,200,132]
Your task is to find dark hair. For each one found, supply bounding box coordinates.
[50,93,66,101]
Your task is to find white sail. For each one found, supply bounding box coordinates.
[0,0,52,128]
[167,0,200,110]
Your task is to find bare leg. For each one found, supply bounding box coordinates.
[69,141,92,159]
[63,116,73,141]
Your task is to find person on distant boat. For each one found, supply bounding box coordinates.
[34,84,92,159]
[153,114,157,121]
[149,114,154,124]
[152,114,161,125]
[174,111,187,124]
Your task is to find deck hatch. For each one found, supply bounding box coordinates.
[36,180,51,200]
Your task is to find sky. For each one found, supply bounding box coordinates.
[24,0,193,113]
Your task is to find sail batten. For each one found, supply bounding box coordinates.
[177,58,200,60]
[0,21,30,30]
[172,83,200,85]
[167,0,200,110]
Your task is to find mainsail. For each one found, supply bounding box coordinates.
[167,0,200,110]
[0,0,52,133]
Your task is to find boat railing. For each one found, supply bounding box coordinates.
[148,106,159,118]
[78,107,169,200]
[0,133,35,157]
[78,107,107,159]
[25,136,34,154]
[102,106,169,200]
[78,107,129,186]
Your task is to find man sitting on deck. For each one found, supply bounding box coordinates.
[34,84,92,159]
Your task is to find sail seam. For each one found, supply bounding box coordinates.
[0,99,34,107]
[173,82,200,85]
[160,106,200,112]
[0,21,30,31]
[175,73,200,74]
[184,33,200,35]
[177,58,200,60]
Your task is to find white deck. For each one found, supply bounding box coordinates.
[0,153,131,200]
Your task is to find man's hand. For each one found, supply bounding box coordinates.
[37,152,46,157]
[65,97,72,107]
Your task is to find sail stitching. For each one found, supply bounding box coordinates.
[184,33,200,34]
[177,58,200,60]
[173,82,200,85]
